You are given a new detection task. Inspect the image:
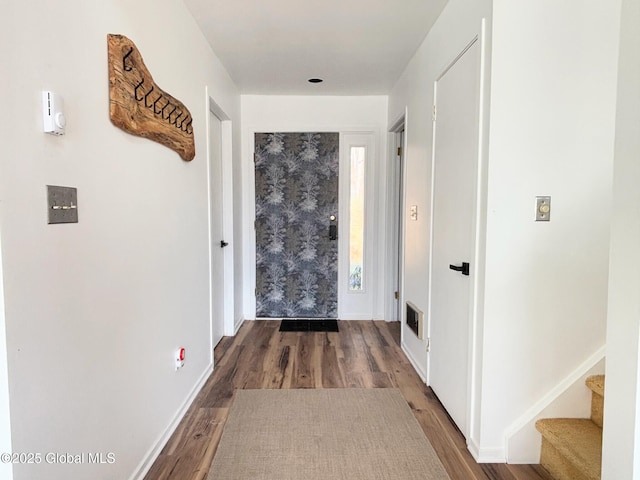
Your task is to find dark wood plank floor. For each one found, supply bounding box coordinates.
[144,320,551,480]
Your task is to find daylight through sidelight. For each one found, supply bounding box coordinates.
[349,146,366,291]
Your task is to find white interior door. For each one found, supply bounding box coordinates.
[428,40,480,437]
[209,111,225,348]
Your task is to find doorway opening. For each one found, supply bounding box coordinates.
[206,90,235,358]
[388,118,406,323]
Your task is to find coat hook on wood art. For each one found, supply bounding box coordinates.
[134,78,145,102]
[153,94,164,114]
[122,47,134,72]
[144,86,155,108]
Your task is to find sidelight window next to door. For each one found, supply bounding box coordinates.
[349,146,366,291]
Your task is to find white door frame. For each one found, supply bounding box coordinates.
[338,132,377,320]
[387,113,407,326]
[205,88,235,359]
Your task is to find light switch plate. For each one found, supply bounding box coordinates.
[536,196,551,221]
[47,185,78,224]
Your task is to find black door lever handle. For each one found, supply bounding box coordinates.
[449,262,470,276]
[220,240,229,248]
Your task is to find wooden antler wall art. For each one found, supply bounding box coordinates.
[107,34,195,161]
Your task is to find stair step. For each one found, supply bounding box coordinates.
[536,418,602,480]
[585,375,605,397]
[586,375,605,428]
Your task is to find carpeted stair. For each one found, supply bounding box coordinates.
[535,375,604,480]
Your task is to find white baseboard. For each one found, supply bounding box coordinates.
[467,439,506,463]
[234,315,245,334]
[401,340,427,384]
[129,364,213,480]
[505,345,606,440]
[504,345,606,463]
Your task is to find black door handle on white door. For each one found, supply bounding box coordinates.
[220,240,229,248]
[449,262,470,276]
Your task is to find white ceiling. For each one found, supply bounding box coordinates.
[183,0,449,95]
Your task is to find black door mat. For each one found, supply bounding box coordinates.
[279,319,339,332]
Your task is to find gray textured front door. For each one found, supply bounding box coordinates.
[255,132,339,318]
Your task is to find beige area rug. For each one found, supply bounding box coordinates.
[207,388,450,480]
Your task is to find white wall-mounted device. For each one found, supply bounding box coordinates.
[42,91,66,135]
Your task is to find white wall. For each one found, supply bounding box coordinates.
[389,0,622,463]
[0,17,14,480]
[602,0,640,477]
[0,1,240,479]
[388,0,492,387]
[480,0,621,459]
[240,95,388,320]
[0,233,13,480]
